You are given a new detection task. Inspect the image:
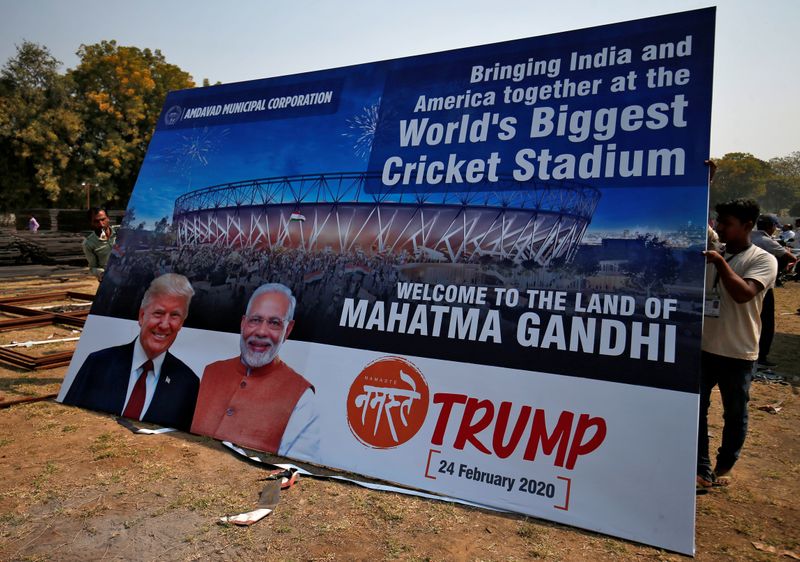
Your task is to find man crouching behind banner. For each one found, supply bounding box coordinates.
[63,273,199,431]
[191,283,318,458]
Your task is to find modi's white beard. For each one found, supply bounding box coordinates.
[240,335,283,368]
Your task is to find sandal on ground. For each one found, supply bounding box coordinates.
[696,475,714,489]
[713,475,731,486]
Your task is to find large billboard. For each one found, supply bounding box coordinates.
[58,8,714,554]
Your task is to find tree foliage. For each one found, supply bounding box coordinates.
[710,152,800,213]
[0,40,194,211]
[709,153,770,205]
[770,151,800,177]
[0,41,82,208]
[69,41,194,207]
[1,40,61,90]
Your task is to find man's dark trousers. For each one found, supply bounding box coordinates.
[697,351,754,481]
[758,288,775,362]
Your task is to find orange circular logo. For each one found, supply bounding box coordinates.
[347,356,429,449]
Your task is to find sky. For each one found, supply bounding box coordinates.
[1,0,798,162]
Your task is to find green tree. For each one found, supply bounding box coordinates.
[763,152,800,213]
[0,40,195,211]
[1,40,60,90]
[761,176,799,213]
[709,152,771,206]
[770,151,800,177]
[69,40,194,207]
[0,41,82,209]
[710,152,800,213]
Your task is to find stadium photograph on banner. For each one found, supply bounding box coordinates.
[57,8,715,554]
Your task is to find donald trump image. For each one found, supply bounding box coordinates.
[62,273,199,431]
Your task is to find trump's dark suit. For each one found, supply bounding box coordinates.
[62,340,199,431]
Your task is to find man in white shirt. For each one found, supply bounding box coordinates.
[698,199,777,487]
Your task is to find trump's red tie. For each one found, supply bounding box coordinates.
[123,359,153,420]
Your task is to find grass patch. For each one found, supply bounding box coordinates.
[367,495,404,523]
[603,538,628,554]
[517,520,553,558]
[80,501,110,519]
[384,538,412,558]
[0,512,26,526]
[166,482,240,516]
[32,461,57,491]
[14,555,48,562]
[89,432,125,460]
[138,459,170,480]
[189,497,212,511]
[21,403,51,420]
[517,521,538,539]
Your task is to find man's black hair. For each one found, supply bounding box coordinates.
[87,206,107,220]
[715,198,759,226]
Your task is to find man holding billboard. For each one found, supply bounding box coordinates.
[699,199,777,487]
[62,273,199,431]
[190,283,318,458]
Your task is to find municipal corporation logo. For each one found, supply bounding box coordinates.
[164,105,182,126]
[347,356,429,449]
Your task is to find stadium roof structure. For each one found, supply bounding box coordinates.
[172,172,601,265]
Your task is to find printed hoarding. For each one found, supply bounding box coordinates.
[58,8,715,554]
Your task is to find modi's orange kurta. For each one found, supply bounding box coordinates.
[190,356,312,453]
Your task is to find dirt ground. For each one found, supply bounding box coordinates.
[0,269,798,561]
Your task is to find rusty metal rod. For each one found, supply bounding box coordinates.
[0,393,58,409]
